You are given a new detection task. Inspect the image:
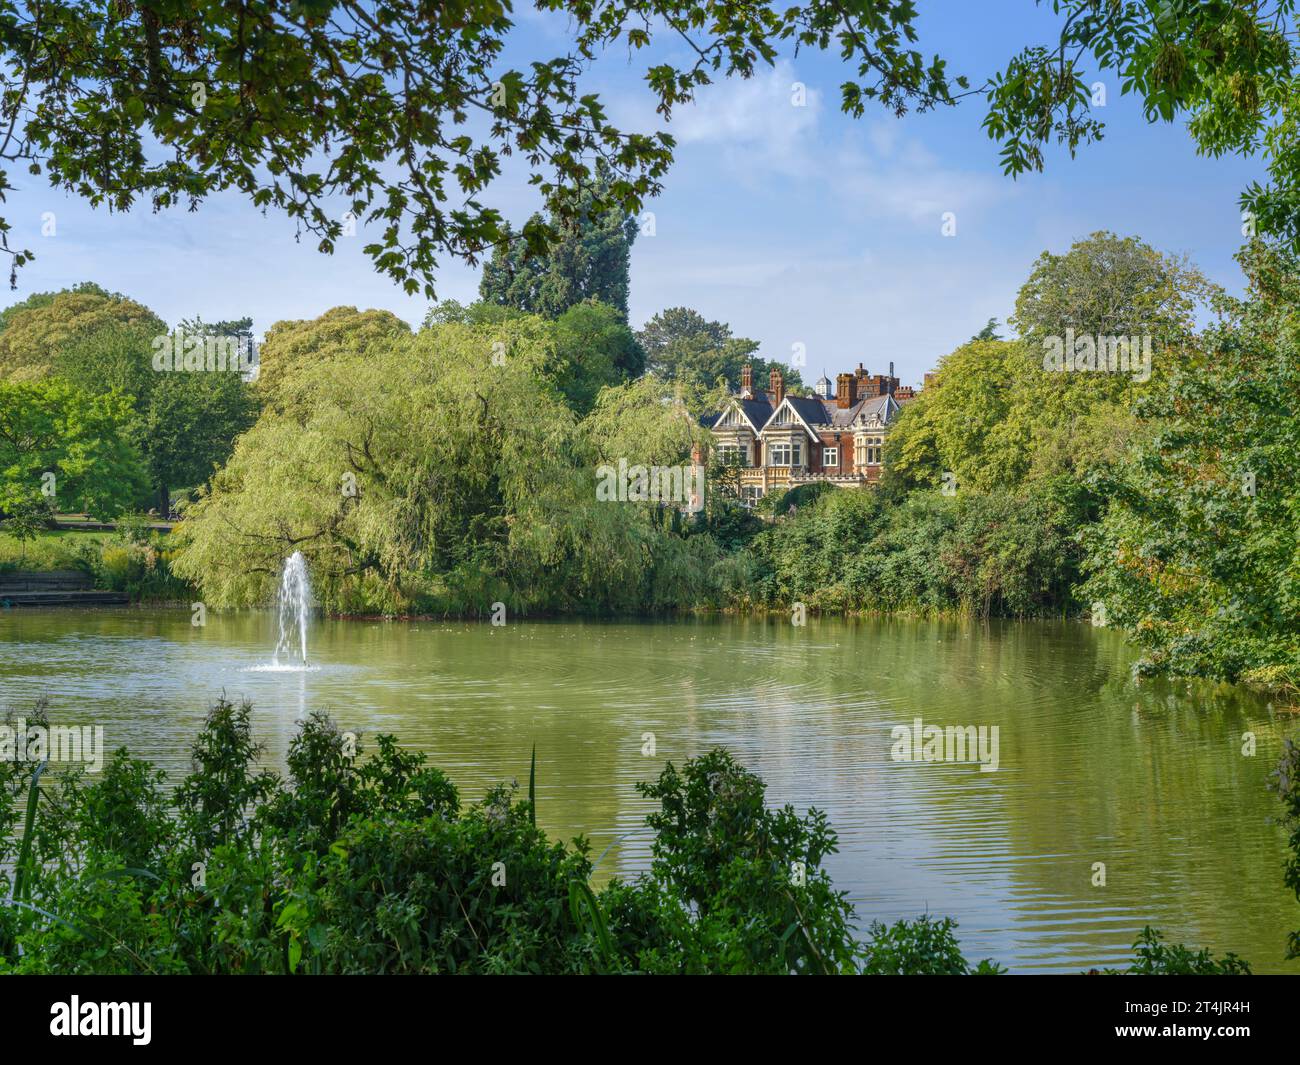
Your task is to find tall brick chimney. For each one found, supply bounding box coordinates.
[740,364,753,397]
[835,372,857,409]
[769,366,784,406]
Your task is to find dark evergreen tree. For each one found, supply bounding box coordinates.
[479,180,638,319]
[637,306,800,392]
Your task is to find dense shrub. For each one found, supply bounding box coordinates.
[92,533,191,601]
[744,486,1079,617]
[861,915,1006,975]
[1103,928,1253,975]
[600,748,863,974]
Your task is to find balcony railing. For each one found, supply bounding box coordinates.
[789,471,869,484]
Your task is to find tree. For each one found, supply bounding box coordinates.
[0,281,118,333]
[0,292,260,513]
[969,318,1000,342]
[0,288,164,380]
[176,316,257,371]
[0,2,969,293]
[636,306,801,392]
[422,300,525,330]
[550,301,645,413]
[52,320,159,402]
[884,234,1216,498]
[0,379,148,526]
[1082,241,1300,690]
[479,182,638,318]
[422,298,643,413]
[985,4,1300,252]
[581,374,714,470]
[1011,232,1215,346]
[140,369,258,515]
[255,307,413,408]
[173,312,729,616]
[882,338,1031,493]
[638,307,735,381]
[2,3,1300,297]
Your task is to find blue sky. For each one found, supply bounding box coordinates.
[0,2,1265,386]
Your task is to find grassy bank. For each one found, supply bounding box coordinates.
[0,527,191,602]
[0,529,113,572]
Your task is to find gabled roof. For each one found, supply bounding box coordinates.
[771,396,827,441]
[833,392,896,428]
[707,384,902,436]
[739,396,776,430]
[709,390,776,433]
[759,392,899,435]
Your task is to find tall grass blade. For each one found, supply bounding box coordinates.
[528,743,536,828]
[13,761,46,906]
[2,898,100,944]
[567,879,614,971]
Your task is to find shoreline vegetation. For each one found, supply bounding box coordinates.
[0,239,1296,701]
[2,698,1290,975]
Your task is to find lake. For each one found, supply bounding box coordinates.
[1,607,1296,973]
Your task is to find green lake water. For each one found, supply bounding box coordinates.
[1,607,1296,973]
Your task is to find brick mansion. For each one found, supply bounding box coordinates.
[705,362,923,505]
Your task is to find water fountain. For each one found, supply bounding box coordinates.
[271,552,312,669]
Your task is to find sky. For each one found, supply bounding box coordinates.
[0,1,1267,387]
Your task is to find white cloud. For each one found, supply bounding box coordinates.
[828,132,1014,224]
[673,60,821,154]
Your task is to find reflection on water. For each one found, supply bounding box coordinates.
[0,607,1296,973]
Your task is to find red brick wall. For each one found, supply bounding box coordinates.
[816,432,847,474]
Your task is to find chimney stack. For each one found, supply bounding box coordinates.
[769,366,784,406]
[889,361,895,395]
[740,364,753,397]
[835,372,857,409]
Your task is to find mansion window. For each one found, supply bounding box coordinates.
[822,446,839,469]
[717,444,748,467]
[853,436,884,467]
[741,485,765,507]
[768,441,802,466]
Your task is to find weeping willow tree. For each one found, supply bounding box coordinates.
[173,310,736,616]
